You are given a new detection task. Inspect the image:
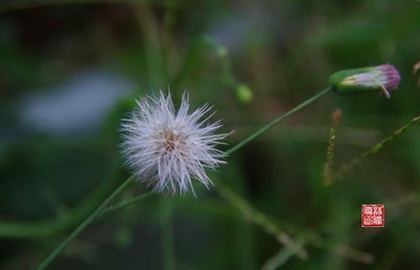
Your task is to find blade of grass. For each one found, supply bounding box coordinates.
[332,115,420,182]
[261,234,311,270]
[215,180,308,259]
[323,108,342,186]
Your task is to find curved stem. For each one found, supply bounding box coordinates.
[37,175,135,270]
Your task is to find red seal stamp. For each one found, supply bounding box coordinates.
[361,204,385,228]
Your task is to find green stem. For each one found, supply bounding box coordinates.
[36,175,136,270]
[36,87,330,269]
[161,197,176,270]
[332,115,420,181]
[226,87,331,155]
[261,234,311,270]
[98,191,154,217]
[215,180,307,259]
[323,109,341,186]
[215,88,330,258]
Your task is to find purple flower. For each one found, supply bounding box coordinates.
[329,64,401,98]
[377,64,401,92]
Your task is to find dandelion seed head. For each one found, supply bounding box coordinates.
[120,91,227,195]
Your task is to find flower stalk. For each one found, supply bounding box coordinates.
[37,175,136,270]
[226,87,331,155]
[37,87,331,269]
[332,115,420,181]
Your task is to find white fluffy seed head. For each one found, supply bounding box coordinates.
[120,91,227,195]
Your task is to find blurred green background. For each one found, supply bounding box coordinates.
[0,0,419,269]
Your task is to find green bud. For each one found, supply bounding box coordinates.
[236,84,253,103]
[329,64,400,98]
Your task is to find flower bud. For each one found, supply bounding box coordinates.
[236,84,253,103]
[329,64,400,98]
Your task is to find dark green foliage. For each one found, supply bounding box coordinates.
[0,0,419,269]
